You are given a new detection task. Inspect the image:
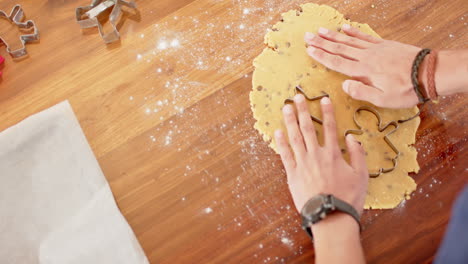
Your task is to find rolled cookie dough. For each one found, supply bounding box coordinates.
[250,3,420,209]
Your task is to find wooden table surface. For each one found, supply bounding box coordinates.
[0,0,466,263]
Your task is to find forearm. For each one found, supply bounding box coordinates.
[312,214,365,264]
[422,49,468,96]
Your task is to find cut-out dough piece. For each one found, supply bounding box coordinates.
[250,3,419,209]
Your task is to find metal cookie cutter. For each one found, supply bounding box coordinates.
[284,86,329,124]
[76,0,137,44]
[0,5,40,59]
[284,86,420,178]
[344,106,420,177]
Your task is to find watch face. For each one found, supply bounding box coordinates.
[302,196,325,216]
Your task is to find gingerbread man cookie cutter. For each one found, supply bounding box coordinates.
[284,86,329,125]
[344,106,420,177]
[284,86,420,178]
[344,107,399,177]
[76,0,137,44]
[0,5,40,59]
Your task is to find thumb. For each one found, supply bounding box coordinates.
[345,134,367,175]
[342,80,385,107]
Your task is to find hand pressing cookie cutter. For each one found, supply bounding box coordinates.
[344,106,420,178]
[284,86,420,178]
[76,0,137,44]
[284,86,329,125]
[0,5,40,59]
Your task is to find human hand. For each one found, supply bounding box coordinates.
[274,95,369,215]
[304,24,423,109]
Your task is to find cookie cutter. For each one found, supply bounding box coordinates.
[0,5,40,59]
[76,0,137,44]
[284,86,329,125]
[284,86,420,178]
[345,106,420,177]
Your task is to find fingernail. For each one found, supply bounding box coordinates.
[342,24,351,30]
[342,81,350,93]
[305,32,315,40]
[321,97,331,105]
[347,134,362,145]
[318,27,329,34]
[275,129,283,138]
[283,104,293,113]
[307,46,316,55]
[294,94,304,102]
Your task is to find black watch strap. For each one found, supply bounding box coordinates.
[301,194,361,240]
[330,195,361,226]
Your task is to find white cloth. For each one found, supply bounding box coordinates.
[0,101,149,264]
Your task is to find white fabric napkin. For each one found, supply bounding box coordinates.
[0,101,149,264]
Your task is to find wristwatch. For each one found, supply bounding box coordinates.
[301,194,361,239]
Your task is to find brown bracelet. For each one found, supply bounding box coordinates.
[411,49,431,103]
[426,50,439,100]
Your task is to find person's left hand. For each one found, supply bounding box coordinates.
[274,94,369,215]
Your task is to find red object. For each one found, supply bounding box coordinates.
[426,50,438,100]
[0,55,4,78]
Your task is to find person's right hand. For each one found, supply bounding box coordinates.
[275,95,368,216]
[304,24,423,109]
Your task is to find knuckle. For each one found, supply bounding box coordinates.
[335,43,347,53]
[324,118,336,130]
[328,30,337,38]
[326,122,337,133]
[356,30,366,37]
[365,35,377,43]
[314,49,324,59]
[349,37,359,45]
[329,55,342,67]
[350,27,360,35]
[282,151,293,161]
[313,36,324,45]
[300,122,315,134]
[367,34,377,41]
[341,34,353,44]
[310,148,320,157]
[276,136,286,147]
[331,150,341,160]
[291,134,303,145]
[297,102,308,112]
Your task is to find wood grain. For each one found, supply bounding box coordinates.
[0,0,466,263]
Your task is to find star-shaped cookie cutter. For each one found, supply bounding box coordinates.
[76,0,137,44]
[284,86,420,178]
[0,5,40,59]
